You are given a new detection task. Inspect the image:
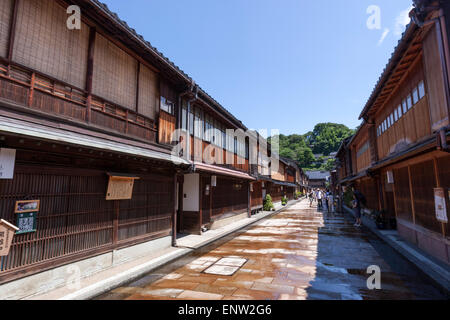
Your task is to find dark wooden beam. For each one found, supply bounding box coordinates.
[85,26,97,123]
[6,0,19,75]
[135,62,140,113]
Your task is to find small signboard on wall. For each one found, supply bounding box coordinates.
[15,200,40,234]
[0,219,19,256]
[106,173,140,200]
[434,188,448,223]
[0,148,16,179]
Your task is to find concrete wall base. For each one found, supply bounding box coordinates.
[0,236,172,300]
[210,212,248,230]
[397,221,450,265]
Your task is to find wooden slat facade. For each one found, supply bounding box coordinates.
[337,4,450,265]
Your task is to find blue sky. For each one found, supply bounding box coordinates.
[101,0,413,135]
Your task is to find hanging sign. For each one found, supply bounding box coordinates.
[0,148,16,179]
[15,200,40,234]
[0,219,19,256]
[106,173,140,200]
[434,188,448,223]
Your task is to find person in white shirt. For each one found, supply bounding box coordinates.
[317,189,323,209]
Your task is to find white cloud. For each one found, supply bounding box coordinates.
[394,6,413,36]
[378,28,390,46]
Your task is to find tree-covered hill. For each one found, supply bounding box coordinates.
[269,123,355,171]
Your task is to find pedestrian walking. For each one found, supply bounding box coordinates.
[352,187,366,227]
[317,189,323,210]
[309,190,314,207]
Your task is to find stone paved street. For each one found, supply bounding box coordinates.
[97,200,445,300]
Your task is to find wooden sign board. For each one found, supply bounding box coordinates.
[434,188,448,223]
[106,174,140,200]
[15,200,40,213]
[0,219,19,256]
[0,148,16,179]
[16,211,38,234]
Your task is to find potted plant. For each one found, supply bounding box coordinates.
[373,210,387,230]
[263,194,275,211]
[281,196,288,206]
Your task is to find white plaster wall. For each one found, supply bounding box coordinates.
[183,173,199,212]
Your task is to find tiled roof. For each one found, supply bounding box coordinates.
[305,171,330,180]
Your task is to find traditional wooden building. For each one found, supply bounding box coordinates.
[336,0,450,265]
[305,171,330,189]
[0,0,269,298]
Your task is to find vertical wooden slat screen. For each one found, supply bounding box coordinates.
[0,0,13,58]
[0,165,114,274]
[393,167,413,222]
[436,156,450,236]
[92,33,137,110]
[12,0,89,89]
[410,160,441,234]
[117,174,173,241]
[138,63,159,120]
[212,177,247,217]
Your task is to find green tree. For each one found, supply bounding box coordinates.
[268,123,354,171]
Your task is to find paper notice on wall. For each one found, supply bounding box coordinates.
[434,188,448,223]
[0,148,16,179]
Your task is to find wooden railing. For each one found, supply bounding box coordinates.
[0,61,157,143]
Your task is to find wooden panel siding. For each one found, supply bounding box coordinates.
[0,163,173,283]
[117,175,173,242]
[212,178,247,217]
[0,62,157,142]
[12,0,90,89]
[375,61,431,159]
[393,167,414,222]
[138,63,159,120]
[92,33,138,110]
[423,25,449,131]
[436,156,450,237]
[250,182,263,209]
[271,162,286,182]
[158,110,175,145]
[410,160,442,234]
[0,0,13,58]
[355,178,378,211]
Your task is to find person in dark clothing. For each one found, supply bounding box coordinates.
[352,188,365,227]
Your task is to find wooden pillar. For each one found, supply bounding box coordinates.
[210,176,213,222]
[135,62,140,114]
[407,166,416,225]
[113,200,119,245]
[85,27,96,123]
[172,173,178,247]
[199,175,203,235]
[27,72,35,107]
[248,181,252,218]
[6,0,19,75]
[432,158,446,238]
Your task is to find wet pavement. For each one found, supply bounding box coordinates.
[96,200,446,300]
